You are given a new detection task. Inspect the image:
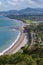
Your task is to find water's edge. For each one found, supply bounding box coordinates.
[0,30,21,55]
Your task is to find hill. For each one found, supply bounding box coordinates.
[0,8,43,15]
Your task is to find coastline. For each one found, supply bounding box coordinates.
[0,30,21,55]
[4,29,28,55]
[0,18,28,55]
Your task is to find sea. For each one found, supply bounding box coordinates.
[0,16,24,53]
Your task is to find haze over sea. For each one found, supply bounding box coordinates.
[0,16,23,53]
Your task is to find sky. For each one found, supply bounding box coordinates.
[0,0,43,11]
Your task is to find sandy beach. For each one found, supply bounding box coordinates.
[0,27,28,55]
[4,27,28,55]
[0,30,21,55]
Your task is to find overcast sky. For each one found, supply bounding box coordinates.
[0,0,43,11]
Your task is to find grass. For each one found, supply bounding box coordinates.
[25,19,32,24]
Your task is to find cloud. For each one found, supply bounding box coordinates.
[32,0,43,3]
[8,1,16,5]
[0,0,43,11]
[32,0,43,8]
[7,0,24,5]
[0,1,2,5]
[26,0,39,8]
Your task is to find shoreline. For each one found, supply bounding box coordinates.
[0,30,21,55]
[3,27,28,55]
[0,18,28,55]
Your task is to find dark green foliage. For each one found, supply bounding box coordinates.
[0,46,43,65]
[6,15,43,21]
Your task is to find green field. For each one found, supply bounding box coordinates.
[25,19,35,24]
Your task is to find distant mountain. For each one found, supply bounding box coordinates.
[18,8,43,15]
[0,8,43,15]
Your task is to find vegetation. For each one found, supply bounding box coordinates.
[0,44,43,65]
[2,15,42,65]
[6,15,43,21]
[0,22,43,65]
[25,20,32,24]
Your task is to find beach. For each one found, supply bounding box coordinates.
[4,27,28,55]
[0,16,27,55]
[0,26,28,55]
[0,30,21,55]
